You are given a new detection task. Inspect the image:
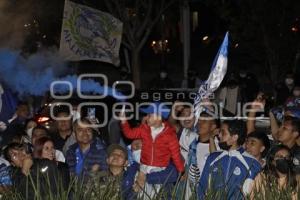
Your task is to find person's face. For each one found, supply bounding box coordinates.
[131,139,142,151]
[278,120,297,144]
[17,105,29,119]
[219,123,236,146]
[56,112,72,133]
[107,149,128,168]
[198,116,215,136]
[293,87,300,97]
[285,75,294,86]
[272,149,290,166]
[146,114,162,127]
[9,148,28,168]
[42,141,55,161]
[245,137,265,159]
[179,108,195,129]
[32,129,47,145]
[75,122,93,145]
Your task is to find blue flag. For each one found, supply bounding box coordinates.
[194,32,229,124]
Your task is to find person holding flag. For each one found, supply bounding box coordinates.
[175,32,229,199]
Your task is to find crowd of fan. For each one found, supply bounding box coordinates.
[0,72,299,200]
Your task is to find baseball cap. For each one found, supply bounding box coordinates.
[139,102,170,119]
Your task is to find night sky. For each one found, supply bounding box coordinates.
[1,0,300,88]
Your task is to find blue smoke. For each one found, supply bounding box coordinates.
[0,49,125,100]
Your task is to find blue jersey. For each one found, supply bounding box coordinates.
[197,148,261,200]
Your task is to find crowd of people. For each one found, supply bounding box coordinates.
[0,71,299,200]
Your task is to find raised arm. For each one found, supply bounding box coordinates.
[168,101,184,133]
[269,111,279,140]
[121,121,144,139]
[246,93,266,134]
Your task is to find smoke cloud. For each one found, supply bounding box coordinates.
[0,49,125,100]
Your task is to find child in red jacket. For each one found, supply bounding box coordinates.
[120,102,184,191]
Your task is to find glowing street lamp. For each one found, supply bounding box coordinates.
[151,39,170,54]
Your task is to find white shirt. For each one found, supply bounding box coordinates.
[196,142,210,174]
[55,150,65,163]
[150,124,165,140]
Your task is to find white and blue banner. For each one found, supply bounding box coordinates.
[194,32,229,123]
[59,0,123,66]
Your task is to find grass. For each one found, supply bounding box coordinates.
[0,173,299,200]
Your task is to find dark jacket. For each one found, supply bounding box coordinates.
[12,159,61,200]
[66,138,107,182]
[57,161,70,191]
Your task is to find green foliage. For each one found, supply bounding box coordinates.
[1,174,299,200]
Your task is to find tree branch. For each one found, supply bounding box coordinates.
[136,0,153,39]
[137,0,176,51]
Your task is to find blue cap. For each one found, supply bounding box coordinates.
[286,107,300,119]
[139,102,170,119]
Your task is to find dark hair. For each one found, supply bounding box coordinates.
[265,144,297,189]
[33,137,54,159]
[200,112,220,128]
[32,125,49,137]
[53,105,71,117]
[283,116,300,137]
[247,131,270,157]
[3,143,27,162]
[73,118,99,139]
[73,117,92,129]
[223,119,246,145]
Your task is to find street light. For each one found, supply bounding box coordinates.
[151,39,170,54]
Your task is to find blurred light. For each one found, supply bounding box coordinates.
[38,117,50,123]
[151,39,170,54]
[291,27,298,32]
[235,43,239,48]
[202,36,209,41]
[48,103,52,107]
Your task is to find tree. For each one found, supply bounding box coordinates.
[103,0,178,89]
